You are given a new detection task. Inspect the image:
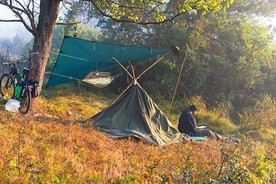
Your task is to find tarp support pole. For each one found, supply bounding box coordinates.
[136,49,173,80]
[169,45,189,112]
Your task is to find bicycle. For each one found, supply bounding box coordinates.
[0,58,39,114]
[0,63,28,99]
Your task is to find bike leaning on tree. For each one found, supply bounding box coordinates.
[0,54,39,114]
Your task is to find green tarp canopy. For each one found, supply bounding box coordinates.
[47,36,170,87]
[92,85,183,146]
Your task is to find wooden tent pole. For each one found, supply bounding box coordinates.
[108,83,133,107]
[169,46,189,112]
[128,61,136,80]
[112,57,134,80]
[136,49,173,80]
[106,57,135,108]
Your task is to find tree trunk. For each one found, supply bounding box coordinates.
[28,0,60,113]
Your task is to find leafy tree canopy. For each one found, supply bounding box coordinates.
[86,0,234,25]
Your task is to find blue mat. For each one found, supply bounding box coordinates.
[190,136,208,141]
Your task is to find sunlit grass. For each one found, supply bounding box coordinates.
[0,83,275,183]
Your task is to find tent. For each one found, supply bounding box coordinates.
[47,36,170,87]
[92,59,183,146]
[92,84,183,146]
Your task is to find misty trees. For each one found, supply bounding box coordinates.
[182,0,276,111]
[0,34,28,61]
[92,0,276,114]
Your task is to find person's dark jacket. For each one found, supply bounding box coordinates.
[178,109,197,134]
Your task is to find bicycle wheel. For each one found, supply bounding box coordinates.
[19,88,31,114]
[0,74,15,98]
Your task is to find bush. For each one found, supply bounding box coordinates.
[237,95,276,142]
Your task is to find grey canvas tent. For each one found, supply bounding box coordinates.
[92,85,182,146]
[92,58,182,146]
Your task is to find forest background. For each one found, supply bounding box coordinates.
[1,0,274,139]
[0,0,275,183]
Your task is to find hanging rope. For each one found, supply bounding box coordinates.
[45,71,118,88]
[169,45,189,112]
[50,51,96,63]
[45,71,80,81]
[129,61,136,80]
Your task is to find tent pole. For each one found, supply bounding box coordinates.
[112,57,134,80]
[107,57,136,108]
[169,46,189,112]
[128,61,136,80]
[108,83,133,107]
[136,49,173,80]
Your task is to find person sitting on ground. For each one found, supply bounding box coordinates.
[178,105,222,140]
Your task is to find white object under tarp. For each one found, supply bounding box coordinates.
[5,99,20,112]
[83,77,114,88]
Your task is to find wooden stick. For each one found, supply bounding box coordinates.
[136,49,173,80]
[169,46,189,112]
[112,57,134,80]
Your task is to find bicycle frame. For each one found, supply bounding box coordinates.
[4,63,24,85]
[1,53,39,114]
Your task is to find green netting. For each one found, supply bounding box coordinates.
[47,36,170,87]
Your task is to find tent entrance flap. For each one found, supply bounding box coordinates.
[47,36,171,87]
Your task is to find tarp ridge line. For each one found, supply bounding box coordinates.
[45,71,80,81]
[67,36,167,50]
[51,51,97,63]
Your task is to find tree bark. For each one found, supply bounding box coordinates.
[28,0,60,113]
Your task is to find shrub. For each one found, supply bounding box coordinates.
[238,95,276,142]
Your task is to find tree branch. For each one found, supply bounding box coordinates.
[0,19,21,22]
[0,0,36,34]
[56,21,81,25]
[87,0,185,25]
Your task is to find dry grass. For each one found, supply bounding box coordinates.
[0,85,275,183]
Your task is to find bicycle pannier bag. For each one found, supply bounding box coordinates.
[14,85,23,99]
[29,80,39,98]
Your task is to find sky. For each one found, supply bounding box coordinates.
[0,4,276,42]
[0,5,32,41]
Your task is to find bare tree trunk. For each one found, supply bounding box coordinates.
[29,0,60,113]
